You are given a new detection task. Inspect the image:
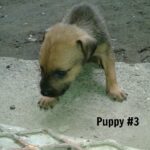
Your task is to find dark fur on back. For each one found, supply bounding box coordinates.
[62,3,111,45]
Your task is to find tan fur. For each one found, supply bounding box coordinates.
[93,43,127,100]
[38,5,127,109]
[39,23,94,91]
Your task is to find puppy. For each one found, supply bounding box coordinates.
[38,4,127,109]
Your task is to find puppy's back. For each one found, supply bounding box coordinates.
[63,4,99,25]
[62,3,110,44]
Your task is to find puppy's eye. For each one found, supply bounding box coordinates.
[52,70,67,78]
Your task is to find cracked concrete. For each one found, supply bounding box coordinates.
[0,57,150,149]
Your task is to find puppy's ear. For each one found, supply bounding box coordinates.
[77,35,97,61]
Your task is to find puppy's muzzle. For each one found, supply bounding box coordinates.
[41,85,70,97]
[41,88,53,97]
[40,79,70,97]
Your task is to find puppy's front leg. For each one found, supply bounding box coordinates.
[95,43,127,101]
[38,96,58,110]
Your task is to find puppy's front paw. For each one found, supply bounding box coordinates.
[107,85,128,102]
[38,96,58,110]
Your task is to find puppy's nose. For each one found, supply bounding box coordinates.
[41,89,51,97]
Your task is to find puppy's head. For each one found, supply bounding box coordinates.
[39,23,97,97]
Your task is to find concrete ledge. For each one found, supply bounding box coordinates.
[0,57,149,149]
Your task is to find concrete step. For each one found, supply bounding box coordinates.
[0,57,149,149]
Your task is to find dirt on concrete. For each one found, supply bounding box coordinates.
[0,0,150,63]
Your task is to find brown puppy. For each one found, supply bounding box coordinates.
[38,4,127,109]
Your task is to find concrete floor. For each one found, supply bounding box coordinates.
[0,57,149,149]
